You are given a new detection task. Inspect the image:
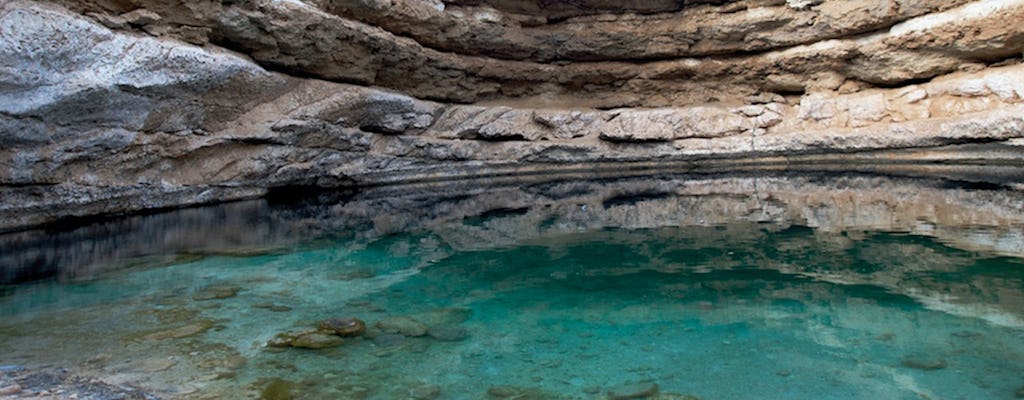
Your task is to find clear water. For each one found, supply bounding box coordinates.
[1,174,1023,399]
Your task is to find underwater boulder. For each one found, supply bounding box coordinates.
[608,382,659,399]
[375,316,428,337]
[427,326,468,341]
[318,317,367,337]
[267,329,344,349]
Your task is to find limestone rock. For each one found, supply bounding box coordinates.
[356,93,438,134]
[601,108,751,142]
[1,0,1024,232]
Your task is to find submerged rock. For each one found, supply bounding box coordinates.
[486,385,572,399]
[267,329,344,349]
[261,379,299,400]
[253,303,293,312]
[291,332,344,349]
[608,382,659,399]
[372,333,408,348]
[900,356,948,371]
[142,319,215,340]
[487,386,519,398]
[409,383,442,400]
[427,326,468,341]
[192,285,241,301]
[318,317,367,337]
[1015,385,1024,398]
[412,307,474,326]
[375,316,428,337]
[650,394,702,400]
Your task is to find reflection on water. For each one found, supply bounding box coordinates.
[1,171,1023,399]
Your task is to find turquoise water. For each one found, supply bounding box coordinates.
[1,175,1024,399]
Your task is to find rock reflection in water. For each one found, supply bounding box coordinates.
[0,171,1023,399]
[3,171,1023,284]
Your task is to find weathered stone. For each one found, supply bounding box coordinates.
[356,93,438,134]
[120,9,161,26]
[600,108,751,142]
[2,0,1024,233]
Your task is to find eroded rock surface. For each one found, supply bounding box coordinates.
[0,0,1023,230]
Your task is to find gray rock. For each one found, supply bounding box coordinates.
[600,108,751,142]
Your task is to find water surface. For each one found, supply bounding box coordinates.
[2,172,1023,399]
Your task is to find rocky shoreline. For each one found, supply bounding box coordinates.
[2,0,1023,231]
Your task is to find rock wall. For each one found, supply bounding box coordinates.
[1,0,1023,230]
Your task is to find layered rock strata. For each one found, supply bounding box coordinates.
[1,0,1023,230]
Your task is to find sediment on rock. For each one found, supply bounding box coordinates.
[0,0,1023,231]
